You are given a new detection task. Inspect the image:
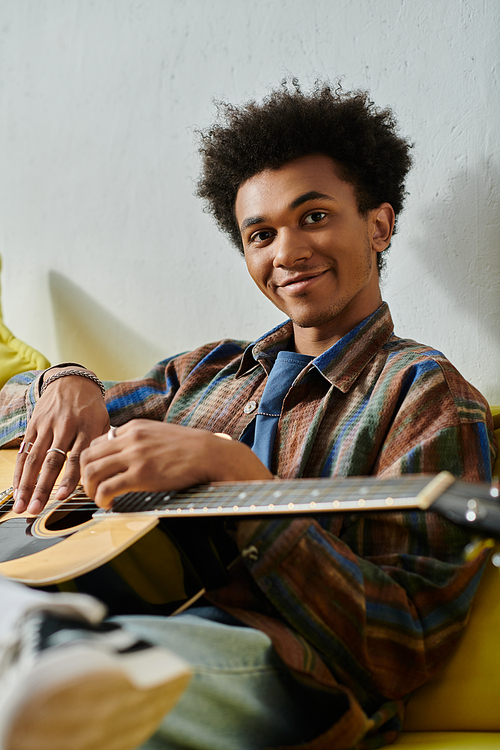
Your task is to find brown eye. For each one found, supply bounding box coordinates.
[303,211,326,225]
[250,230,273,243]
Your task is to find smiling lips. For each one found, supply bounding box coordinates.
[275,269,328,294]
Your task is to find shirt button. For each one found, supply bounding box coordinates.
[243,400,258,414]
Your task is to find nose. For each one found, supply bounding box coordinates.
[272,227,313,268]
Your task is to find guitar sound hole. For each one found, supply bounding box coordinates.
[44,501,97,531]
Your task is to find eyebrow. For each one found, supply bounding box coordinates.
[289,191,335,210]
[239,191,336,233]
[240,215,265,233]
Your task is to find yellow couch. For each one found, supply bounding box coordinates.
[393,406,500,749]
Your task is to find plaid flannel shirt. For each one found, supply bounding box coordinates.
[0,303,496,750]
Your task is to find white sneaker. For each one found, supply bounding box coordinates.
[0,611,191,750]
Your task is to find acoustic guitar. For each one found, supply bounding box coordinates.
[0,471,499,595]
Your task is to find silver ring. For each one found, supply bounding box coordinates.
[108,426,117,441]
[20,441,34,455]
[46,448,67,458]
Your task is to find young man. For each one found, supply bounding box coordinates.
[0,83,496,750]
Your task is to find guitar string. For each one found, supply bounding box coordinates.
[0,483,433,496]
[0,482,426,511]
[0,478,434,519]
[0,493,424,511]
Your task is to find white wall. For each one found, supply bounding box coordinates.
[0,0,498,402]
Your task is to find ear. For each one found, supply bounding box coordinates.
[370,203,395,252]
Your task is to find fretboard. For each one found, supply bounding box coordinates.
[106,473,455,519]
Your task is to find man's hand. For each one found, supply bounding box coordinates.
[13,372,110,515]
[80,420,273,508]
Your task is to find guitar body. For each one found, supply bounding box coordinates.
[0,453,235,614]
[0,486,158,585]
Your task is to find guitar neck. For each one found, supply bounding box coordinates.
[101,472,500,541]
[1,471,499,542]
[106,472,455,518]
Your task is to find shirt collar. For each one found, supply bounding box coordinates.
[236,319,295,377]
[236,303,394,392]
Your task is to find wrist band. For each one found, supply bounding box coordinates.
[38,362,86,397]
[46,362,86,370]
[40,369,106,398]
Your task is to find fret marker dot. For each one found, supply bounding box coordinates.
[309,501,316,509]
[233,505,239,512]
[311,489,320,497]
[273,490,282,498]
[288,502,294,510]
[203,507,208,512]
[238,492,247,500]
[250,504,256,511]
[268,503,275,510]
[176,508,182,513]
[358,498,365,507]
[333,500,340,508]
[217,506,223,512]
[189,508,195,513]
[385,497,394,506]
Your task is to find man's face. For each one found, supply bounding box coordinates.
[235,154,393,353]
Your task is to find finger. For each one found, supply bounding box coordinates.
[83,425,124,460]
[86,434,109,452]
[55,437,89,500]
[89,423,122,450]
[13,435,53,513]
[26,445,70,515]
[80,431,126,478]
[92,470,137,509]
[13,438,36,491]
[13,430,47,491]
[81,452,128,502]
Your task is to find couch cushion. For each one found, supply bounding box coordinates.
[404,541,500,731]
[393,731,500,748]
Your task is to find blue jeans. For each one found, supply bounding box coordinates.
[114,608,329,750]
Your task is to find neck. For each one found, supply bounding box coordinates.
[292,298,383,356]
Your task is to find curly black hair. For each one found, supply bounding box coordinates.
[196,80,413,273]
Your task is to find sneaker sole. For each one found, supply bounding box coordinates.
[4,667,191,750]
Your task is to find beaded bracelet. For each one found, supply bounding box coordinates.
[40,369,106,398]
